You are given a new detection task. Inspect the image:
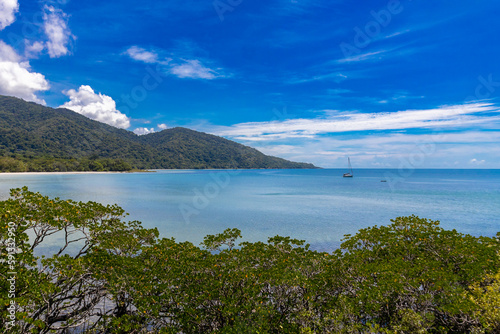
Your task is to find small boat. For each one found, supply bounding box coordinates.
[381,180,387,182]
[343,157,353,178]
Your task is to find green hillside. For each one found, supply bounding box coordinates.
[0,95,316,171]
[140,127,316,169]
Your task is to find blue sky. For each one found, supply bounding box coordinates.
[0,0,499,168]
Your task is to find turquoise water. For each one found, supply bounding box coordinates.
[0,169,499,251]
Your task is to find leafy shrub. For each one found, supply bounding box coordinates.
[1,189,498,333]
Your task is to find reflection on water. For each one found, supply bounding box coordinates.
[1,169,499,252]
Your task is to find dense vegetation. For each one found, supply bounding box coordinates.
[1,188,499,333]
[0,95,316,172]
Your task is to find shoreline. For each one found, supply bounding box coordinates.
[0,171,145,175]
[0,168,498,176]
[0,168,322,176]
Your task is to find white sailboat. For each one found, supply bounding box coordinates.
[343,157,353,178]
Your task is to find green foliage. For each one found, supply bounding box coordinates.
[324,215,500,333]
[140,127,317,169]
[468,259,500,333]
[0,95,316,172]
[0,187,159,333]
[0,157,27,172]
[1,189,499,333]
[0,156,134,172]
[201,228,242,251]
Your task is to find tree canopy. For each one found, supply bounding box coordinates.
[1,188,499,333]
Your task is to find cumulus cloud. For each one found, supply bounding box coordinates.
[0,40,19,62]
[158,123,168,130]
[0,0,18,30]
[124,45,227,80]
[60,85,131,129]
[0,40,50,104]
[133,127,156,135]
[43,5,74,58]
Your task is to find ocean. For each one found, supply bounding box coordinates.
[1,169,499,252]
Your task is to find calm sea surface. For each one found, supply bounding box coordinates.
[1,169,499,251]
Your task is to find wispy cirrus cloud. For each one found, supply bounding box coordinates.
[269,0,330,16]
[336,49,393,64]
[335,43,422,64]
[248,130,500,168]
[284,43,423,86]
[286,72,349,84]
[125,46,159,64]
[316,131,500,148]
[212,102,500,141]
[169,59,222,80]
[124,44,228,80]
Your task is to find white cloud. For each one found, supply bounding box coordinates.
[125,46,159,63]
[0,39,19,62]
[197,102,500,168]
[287,72,348,84]
[24,40,45,58]
[334,131,500,147]
[60,85,131,129]
[43,5,74,58]
[158,123,168,130]
[213,102,500,141]
[336,45,418,64]
[245,131,500,168]
[470,158,485,165]
[0,40,50,104]
[337,49,390,64]
[327,88,352,95]
[169,59,222,80]
[0,0,18,30]
[125,45,227,80]
[133,127,156,135]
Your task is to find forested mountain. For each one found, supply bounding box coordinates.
[140,127,315,169]
[0,95,316,171]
